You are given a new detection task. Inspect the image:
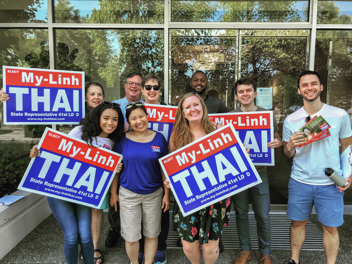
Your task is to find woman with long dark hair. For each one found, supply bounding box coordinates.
[166,92,231,264]
[30,102,124,264]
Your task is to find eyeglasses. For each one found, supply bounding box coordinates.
[305,115,311,123]
[144,85,160,91]
[125,81,142,87]
[126,101,144,109]
[102,101,120,107]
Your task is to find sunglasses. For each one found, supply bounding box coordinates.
[126,101,144,109]
[102,101,120,107]
[305,115,311,123]
[144,85,160,91]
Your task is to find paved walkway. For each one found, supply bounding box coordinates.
[1,212,351,264]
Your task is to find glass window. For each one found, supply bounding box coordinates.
[239,30,309,204]
[318,0,352,24]
[55,29,164,132]
[172,1,309,22]
[0,0,47,23]
[54,0,164,24]
[170,29,238,108]
[0,29,49,155]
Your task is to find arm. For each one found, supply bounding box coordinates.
[339,136,352,191]
[110,172,120,212]
[0,88,9,103]
[161,169,170,212]
[283,132,306,158]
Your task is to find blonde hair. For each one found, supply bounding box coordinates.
[170,93,215,151]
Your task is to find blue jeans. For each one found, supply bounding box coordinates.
[48,197,94,264]
[231,170,271,255]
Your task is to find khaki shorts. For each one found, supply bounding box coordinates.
[119,186,163,242]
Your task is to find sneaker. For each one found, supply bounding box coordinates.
[138,252,144,264]
[154,251,166,264]
[288,260,299,264]
[105,227,120,247]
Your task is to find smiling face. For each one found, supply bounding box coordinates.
[190,72,208,95]
[85,85,104,109]
[298,74,323,102]
[182,95,203,123]
[303,127,311,136]
[235,84,257,107]
[142,78,160,104]
[128,107,149,132]
[125,75,143,102]
[99,108,119,138]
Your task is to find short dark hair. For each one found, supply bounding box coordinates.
[142,74,161,87]
[298,70,322,88]
[81,102,125,145]
[125,72,142,83]
[126,103,148,125]
[191,71,207,80]
[233,78,257,95]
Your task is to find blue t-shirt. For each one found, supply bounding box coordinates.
[113,131,168,194]
[283,104,352,185]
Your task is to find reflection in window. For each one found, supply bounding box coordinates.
[172,1,309,22]
[318,0,352,24]
[0,0,47,23]
[55,29,163,132]
[54,0,164,24]
[170,30,237,108]
[0,29,48,152]
[315,30,352,110]
[240,30,309,136]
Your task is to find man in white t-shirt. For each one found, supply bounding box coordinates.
[283,70,352,264]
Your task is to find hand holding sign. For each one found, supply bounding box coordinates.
[0,87,9,102]
[160,123,262,216]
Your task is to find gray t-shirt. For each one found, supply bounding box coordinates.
[229,106,279,172]
[204,95,228,114]
[177,95,228,114]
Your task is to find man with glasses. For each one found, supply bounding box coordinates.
[283,70,352,264]
[231,78,281,264]
[106,72,144,248]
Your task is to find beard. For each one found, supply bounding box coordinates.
[192,86,207,95]
[302,90,321,102]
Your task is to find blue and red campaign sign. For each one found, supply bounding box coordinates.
[18,128,122,208]
[3,66,85,125]
[159,123,262,217]
[145,104,177,142]
[209,111,275,166]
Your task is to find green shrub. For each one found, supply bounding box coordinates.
[0,148,30,198]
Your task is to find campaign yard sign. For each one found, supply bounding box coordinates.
[145,104,177,142]
[3,66,85,125]
[18,128,122,208]
[159,123,262,217]
[209,111,275,166]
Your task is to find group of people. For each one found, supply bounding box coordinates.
[0,69,351,264]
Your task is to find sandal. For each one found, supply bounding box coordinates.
[94,249,104,264]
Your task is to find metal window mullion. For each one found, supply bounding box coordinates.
[47,0,57,131]
[309,0,318,71]
[164,0,170,104]
[52,23,164,29]
[167,22,313,29]
[316,24,352,29]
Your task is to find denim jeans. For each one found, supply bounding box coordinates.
[48,197,94,264]
[231,170,271,255]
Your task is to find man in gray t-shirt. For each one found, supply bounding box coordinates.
[230,78,281,264]
[178,71,228,114]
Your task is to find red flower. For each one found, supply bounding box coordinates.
[191,227,198,237]
[224,223,227,226]
[219,200,222,204]
[209,210,212,215]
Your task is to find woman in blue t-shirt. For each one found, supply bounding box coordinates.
[110,102,169,264]
[29,102,124,264]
